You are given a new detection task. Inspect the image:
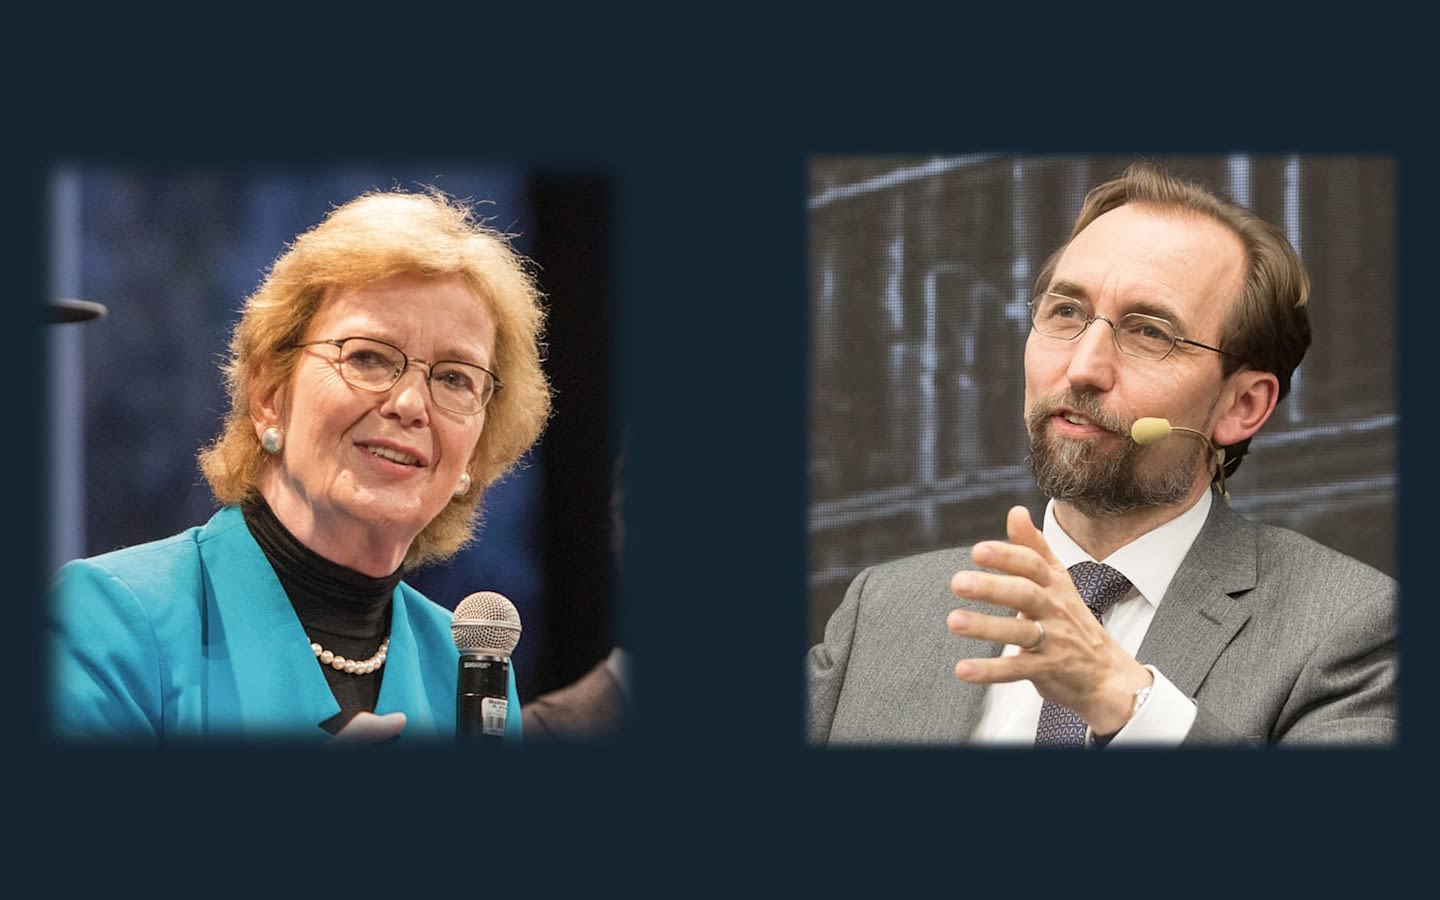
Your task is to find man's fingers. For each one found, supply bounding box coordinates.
[954,654,1035,684]
[950,569,1046,618]
[968,539,1053,590]
[947,609,1044,649]
[1006,505,1061,569]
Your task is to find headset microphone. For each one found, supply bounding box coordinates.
[1129,417,1231,503]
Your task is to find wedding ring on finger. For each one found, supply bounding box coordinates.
[1023,620,1046,652]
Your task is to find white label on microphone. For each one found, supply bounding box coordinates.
[481,697,508,736]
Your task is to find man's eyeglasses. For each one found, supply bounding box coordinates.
[1029,292,1235,362]
[290,336,501,415]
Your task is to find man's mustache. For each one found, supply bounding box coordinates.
[1028,390,1130,436]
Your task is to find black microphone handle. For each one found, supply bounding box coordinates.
[456,652,509,744]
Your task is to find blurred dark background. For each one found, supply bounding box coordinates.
[45,167,620,703]
[808,154,1396,646]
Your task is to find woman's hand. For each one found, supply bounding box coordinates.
[331,711,407,744]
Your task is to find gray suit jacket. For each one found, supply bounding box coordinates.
[807,498,1397,746]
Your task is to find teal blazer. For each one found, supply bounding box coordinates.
[48,506,522,744]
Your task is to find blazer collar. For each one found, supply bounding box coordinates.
[1135,495,1257,696]
[194,506,442,739]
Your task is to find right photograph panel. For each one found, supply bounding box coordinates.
[806,154,1396,747]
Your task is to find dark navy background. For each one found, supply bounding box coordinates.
[10,14,1428,893]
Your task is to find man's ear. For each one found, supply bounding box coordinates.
[1212,369,1279,448]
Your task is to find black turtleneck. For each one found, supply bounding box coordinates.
[241,496,401,734]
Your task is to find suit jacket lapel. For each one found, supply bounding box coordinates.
[197,507,340,737]
[1136,497,1256,696]
[373,590,445,736]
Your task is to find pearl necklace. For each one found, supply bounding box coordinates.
[311,636,390,675]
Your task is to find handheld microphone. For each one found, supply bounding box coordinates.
[1129,416,1231,503]
[452,591,522,744]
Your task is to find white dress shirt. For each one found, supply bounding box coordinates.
[969,491,1209,745]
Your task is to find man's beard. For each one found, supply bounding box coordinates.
[1027,391,1204,517]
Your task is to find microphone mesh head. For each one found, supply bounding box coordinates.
[451,591,522,655]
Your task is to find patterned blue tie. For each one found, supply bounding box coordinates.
[1034,561,1133,747]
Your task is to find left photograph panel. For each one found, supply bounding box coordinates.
[44,167,627,745]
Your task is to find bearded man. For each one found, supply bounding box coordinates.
[807,162,1397,747]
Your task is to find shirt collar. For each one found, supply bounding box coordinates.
[1041,488,1213,609]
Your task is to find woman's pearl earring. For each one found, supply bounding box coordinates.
[261,427,285,455]
[454,472,472,497]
